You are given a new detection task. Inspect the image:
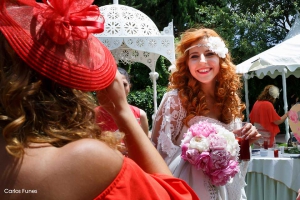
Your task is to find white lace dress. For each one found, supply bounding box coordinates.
[153,90,248,200]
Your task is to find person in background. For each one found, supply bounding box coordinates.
[152,27,260,200]
[249,85,289,148]
[0,0,198,199]
[297,189,300,200]
[95,67,151,138]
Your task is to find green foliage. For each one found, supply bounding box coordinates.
[116,56,170,128]
[127,85,167,129]
[285,147,300,154]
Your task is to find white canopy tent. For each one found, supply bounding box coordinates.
[236,15,300,142]
[94,0,175,117]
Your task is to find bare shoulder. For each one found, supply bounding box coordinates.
[60,138,124,174]
[139,108,147,118]
[52,138,124,198]
[0,138,124,200]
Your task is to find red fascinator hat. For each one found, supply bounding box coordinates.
[0,0,117,91]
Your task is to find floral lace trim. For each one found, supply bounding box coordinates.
[204,178,218,200]
[156,90,186,157]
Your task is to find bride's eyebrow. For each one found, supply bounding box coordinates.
[189,49,212,55]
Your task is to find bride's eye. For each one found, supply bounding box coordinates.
[190,55,199,59]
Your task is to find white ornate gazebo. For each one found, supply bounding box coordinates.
[94,0,175,116]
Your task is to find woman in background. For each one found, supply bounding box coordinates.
[95,67,150,138]
[249,85,289,148]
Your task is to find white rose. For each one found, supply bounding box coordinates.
[189,137,210,152]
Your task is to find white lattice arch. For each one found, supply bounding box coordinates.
[94,1,175,115]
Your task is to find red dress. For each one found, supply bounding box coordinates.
[249,100,281,146]
[94,158,199,200]
[95,105,141,132]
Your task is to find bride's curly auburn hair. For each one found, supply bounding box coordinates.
[169,28,245,126]
[0,33,122,157]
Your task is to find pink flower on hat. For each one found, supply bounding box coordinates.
[35,0,104,44]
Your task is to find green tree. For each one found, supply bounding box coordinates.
[122,57,170,128]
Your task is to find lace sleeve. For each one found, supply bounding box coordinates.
[152,90,186,157]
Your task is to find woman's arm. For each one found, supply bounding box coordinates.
[151,103,164,147]
[139,109,151,138]
[151,90,186,157]
[273,112,288,125]
[97,71,172,175]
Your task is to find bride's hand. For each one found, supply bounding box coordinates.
[242,123,261,145]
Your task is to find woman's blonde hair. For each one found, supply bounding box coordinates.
[257,85,277,104]
[0,33,122,157]
[169,28,245,125]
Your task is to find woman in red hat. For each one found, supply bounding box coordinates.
[0,0,198,199]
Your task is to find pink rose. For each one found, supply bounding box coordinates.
[195,152,211,172]
[181,143,189,158]
[208,150,230,170]
[208,134,227,150]
[209,160,239,186]
[181,144,202,165]
[189,121,216,137]
[289,110,299,123]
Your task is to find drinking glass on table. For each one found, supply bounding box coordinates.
[273,144,279,158]
[279,146,285,154]
[263,137,269,149]
[233,121,250,161]
[257,137,264,149]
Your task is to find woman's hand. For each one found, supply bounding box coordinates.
[96,71,129,117]
[241,123,261,145]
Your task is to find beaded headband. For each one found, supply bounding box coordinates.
[184,37,228,58]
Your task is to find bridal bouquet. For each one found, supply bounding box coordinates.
[180,120,240,186]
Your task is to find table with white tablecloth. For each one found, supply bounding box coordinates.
[245,150,300,200]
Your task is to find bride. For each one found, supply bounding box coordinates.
[152,28,260,200]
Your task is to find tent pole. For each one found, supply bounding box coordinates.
[149,71,159,120]
[243,74,250,122]
[281,68,290,142]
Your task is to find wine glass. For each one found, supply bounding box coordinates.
[257,137,264,149]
